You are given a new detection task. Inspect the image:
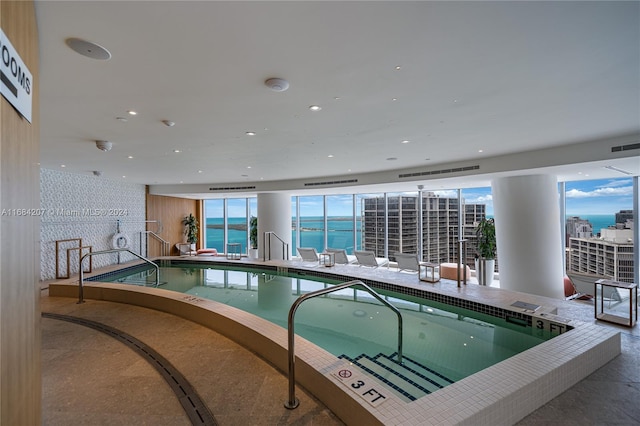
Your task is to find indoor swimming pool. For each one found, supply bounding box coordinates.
[93,262,552,388]
[60,257,620,424]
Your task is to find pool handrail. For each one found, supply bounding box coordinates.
[285,279,403,409]
[263,231,290,261]
[78,249,160,304]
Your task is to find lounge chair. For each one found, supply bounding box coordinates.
[354,250,389,268]
[325,248,357,264]
[175,243,196,256]
[563,275,592,301]
[297,247,319,263]
[394,252,421,273]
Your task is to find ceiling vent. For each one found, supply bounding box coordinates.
[399,165,480,179]
[304,179,358,187]
[611,142,640,152]
[208,185,256,191]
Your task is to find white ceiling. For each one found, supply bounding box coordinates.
[36,1,639,199]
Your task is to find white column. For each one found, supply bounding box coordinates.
[257,193,292,260]
[492,175,564,299]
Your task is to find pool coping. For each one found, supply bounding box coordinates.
[48,257,621,425]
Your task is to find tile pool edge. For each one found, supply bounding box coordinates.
[49,275,620,425]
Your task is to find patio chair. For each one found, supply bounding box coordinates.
[394,252,421,273]
[354,250,389,268]
[325,248,357,264]
[175,243,196,256]
[564,275,592,301]
[297,247,319,263]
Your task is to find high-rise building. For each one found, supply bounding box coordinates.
[568,227,634,283]
[615,209,633,225]
[565,216,593,246]
[362,192,487,267]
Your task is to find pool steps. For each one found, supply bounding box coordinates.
[339,352,454,402]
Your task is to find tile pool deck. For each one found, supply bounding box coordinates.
[43,256,640,425]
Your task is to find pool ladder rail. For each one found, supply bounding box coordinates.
[78,248,160,304]
[263,231,290,261]
[285,279,403,409]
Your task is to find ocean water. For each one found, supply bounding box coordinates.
[568,214,615,234]
[205,217,362,254]
[206,214,619,253]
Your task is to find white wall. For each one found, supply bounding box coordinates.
[40,169,146,280]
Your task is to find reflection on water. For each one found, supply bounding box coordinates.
[106,265,550,382]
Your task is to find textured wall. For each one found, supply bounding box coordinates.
[40,169,146,280]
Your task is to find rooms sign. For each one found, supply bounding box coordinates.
[1,28,33,123]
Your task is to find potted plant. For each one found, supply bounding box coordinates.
[182,213,199,250]
[248,216,258,259]
[475,218,496,286]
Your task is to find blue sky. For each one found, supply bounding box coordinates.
[565,178,634,215]
[207,177,634,218]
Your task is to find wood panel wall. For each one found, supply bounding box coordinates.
[146,192,201,256]
[0,1,41,423]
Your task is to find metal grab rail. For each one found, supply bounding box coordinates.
[284,280,403,409]
[78,249,159,304]
[139,230,170,257]
[263,231,290,261]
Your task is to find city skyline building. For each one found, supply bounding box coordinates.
[362,192,488,268]
[568,209,635,283]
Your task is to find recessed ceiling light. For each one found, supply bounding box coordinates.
[198,170,203,173]
[247,166,252,169]
[387,157,397,161]
[395,66,402,70]
[478,149,483,153]
[401,140,410,144]
[328,154,334,158]
[309,105,322,111]
[425,158,431,161]
[173,149,181,153]
[392,98,398,101]
[116,117,128,122]
[241,174,249,177]
[246,131,256,136]
[61,164,66,168]
[127,156,133,159]
[127,110,137,116]
[334,97,341,100]
[162,120,175,127]
[122,176,126,178]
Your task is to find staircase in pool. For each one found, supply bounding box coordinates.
[339,351,454,402]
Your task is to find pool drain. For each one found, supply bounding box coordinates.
[42,312,217,426]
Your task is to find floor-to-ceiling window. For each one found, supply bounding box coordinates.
[204,199,225,252]
[298,195,325,253]
[358,193,386,257]
[204,197,255,253]
[461,186,494,270]
[227,198,248,254]
[565,177,635,283]
[326,195,355,253]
